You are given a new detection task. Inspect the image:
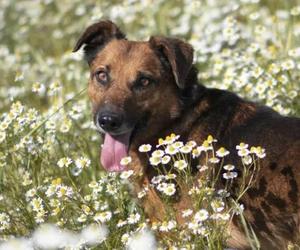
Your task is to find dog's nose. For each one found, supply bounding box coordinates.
[98,114,122,132]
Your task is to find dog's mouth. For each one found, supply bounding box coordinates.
[99,113,150,172]
[100,132,132,172]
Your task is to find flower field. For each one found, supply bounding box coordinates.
[0,0,299,249]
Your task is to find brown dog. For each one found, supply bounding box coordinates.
[73,20,300,249]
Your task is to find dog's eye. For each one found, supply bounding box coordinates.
[133,77,154,92]
[139,77,150,87]
[95,70,108,85]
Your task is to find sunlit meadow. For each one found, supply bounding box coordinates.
[0,0,299,249]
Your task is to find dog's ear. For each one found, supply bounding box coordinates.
[73,20,126,63]
[149,36,193,89]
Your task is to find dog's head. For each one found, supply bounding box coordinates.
[73,20,200,172]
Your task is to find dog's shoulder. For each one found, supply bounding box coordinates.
[189,86,300,144]
[189,87,258,134]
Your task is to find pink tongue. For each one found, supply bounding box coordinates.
[100,133,131,172]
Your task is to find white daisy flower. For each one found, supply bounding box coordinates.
[192,148,201,158]
[117,219,127,228]
[94,211,112,223]
[179,145,193,154]
[128,213,141,224]
[151,175,164,184]
[165,144,179,155]
[162,183,176,196]
[256,149,266,158]
[75,156,91,169]
[88,181,98,189]
[77,214,87,223]
[121,233,130,244]
[120,156,132,166]
[0,212,10,230]
[251,146,266,158]
[220,213,230,221]
[157,135,177,147]
[242,155,253,165]
[236,142,249,150]
[158,221,169,232]
[149,156,161,166]
[159,220,176,232]
[206,135,217,143]
[198,141,213,151]
[281,59,295,70]
[165,173,176,180]
[25,188,36,200]
[223,172,238,179]
[167,220,177,230]
[45,184,57,197]
[172,141,184,149]
[268,63,281,74]
[194,209,209,222]
[209,157,220,164]
[56,185,73,198]
[237,148,250,157]
[186,140,197,148]
[120,170,134,179]
[211,200,225,213]
[57,157,72,168]
[32,81,45,94]
[188,186,201,195]
[198,226,209,236]
[161,155,171,164]
[216,147,230,157]
[138,144,152,152]
[182,209,193,218]
[157,182,167,192]
[31,197,44,212]
[151,150,164,158]
[223,164,235,171]
[174,160,188,170]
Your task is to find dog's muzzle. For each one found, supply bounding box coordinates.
[98,113,123,133]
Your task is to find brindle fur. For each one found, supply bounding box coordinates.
[73,20,300,249]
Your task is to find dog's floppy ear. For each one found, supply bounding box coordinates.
[73,20,126,63]
[149,36,194,89]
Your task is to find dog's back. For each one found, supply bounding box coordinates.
[189,88,300,249]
